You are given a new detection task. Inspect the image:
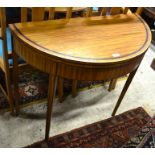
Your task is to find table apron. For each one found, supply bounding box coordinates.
[13,35,145,81]
[57,55,144,81]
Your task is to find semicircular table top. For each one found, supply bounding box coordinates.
[10,13,151,64]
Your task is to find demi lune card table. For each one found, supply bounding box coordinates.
[9,13,151,141]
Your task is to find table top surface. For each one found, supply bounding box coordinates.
[10,13,151,64]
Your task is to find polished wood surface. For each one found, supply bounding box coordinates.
[10,14,150,64]
[10,8,151,141]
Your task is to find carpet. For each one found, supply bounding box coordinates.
[0,66,127,111]
[123,118,155,148]
[26,107,151,148]
[0,66,105,111]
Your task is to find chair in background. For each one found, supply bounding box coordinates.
[0,8,15,114]
[0,8,27,114]
[45,7,86,19]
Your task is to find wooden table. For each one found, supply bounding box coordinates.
[9,13,151,141]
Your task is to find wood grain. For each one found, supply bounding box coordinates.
[10,14,151,64]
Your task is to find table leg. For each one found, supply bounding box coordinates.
[12,50,20,115]
[58,77,64,103]
[45,73,57,141]
[72,80,78,97]
[112,68,138,116]
[108,79,117,91]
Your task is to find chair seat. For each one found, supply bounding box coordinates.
[0,28,25,66]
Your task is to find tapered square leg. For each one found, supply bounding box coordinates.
[72,80,78,97]
[58,77,64,103]
[108,79,117,91]
[45,73,57,141]
[112,68,138,116]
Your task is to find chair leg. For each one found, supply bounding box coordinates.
[4,71,15,115]
[58,77,64,103]
[72,80,78,97]
[12,50,20,115]
[108,79,117,91]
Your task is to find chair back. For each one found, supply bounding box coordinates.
[21,7,73,22]
[0,7,9,70]
[86,7,143,17]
